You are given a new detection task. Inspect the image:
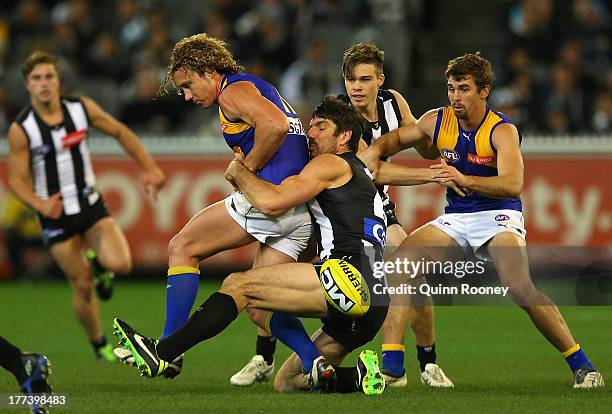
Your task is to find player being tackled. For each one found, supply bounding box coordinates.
[113,96,396,395]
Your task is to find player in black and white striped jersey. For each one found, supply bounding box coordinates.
[7,51,166,361]
[113,96,390,394]
[342,43,454,388]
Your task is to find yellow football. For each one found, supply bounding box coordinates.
[319,259,370,317]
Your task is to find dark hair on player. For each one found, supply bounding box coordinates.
[445,52,495,92]
[342,42,384,78]
[312,95,364,152]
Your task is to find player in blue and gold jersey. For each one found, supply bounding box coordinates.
[114,96,389,395]
[113,33,312,380]
[360,52,604,388]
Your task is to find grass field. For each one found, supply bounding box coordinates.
[1,279,610,414]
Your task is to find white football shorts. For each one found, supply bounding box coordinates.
[429,209,526,261]
[225,191,311,260]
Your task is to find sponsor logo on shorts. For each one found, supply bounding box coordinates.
[441,148,460,162]
[495,214,510,221]
[82,187,96,197]
[42,228,65,241]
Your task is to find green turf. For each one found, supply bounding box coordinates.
[1,280,610,413]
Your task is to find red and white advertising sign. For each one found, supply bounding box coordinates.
[1,155,611,268]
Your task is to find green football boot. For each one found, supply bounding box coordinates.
[95,343,117,363]
[113,318,168,378]
[87,248,114,301]
[357,350,385,395]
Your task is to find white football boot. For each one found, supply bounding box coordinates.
[230,355,274,386]
[420,363,454,388]
[573,368,605,389]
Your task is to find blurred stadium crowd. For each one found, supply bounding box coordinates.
[0,0,610,136]
[0,0,611,282]
[495,0,611,134]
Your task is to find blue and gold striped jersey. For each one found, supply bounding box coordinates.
[433,104,522,213]
[218,73,308,184]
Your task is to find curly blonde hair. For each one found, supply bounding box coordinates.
[161,33,244,95]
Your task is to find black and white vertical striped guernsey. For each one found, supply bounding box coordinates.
[339,90,402,215]
[363,89,402,209]
[308,152,387,265]
[15,97,98,215]
[361,89,402,146]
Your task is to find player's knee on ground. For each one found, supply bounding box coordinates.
[274,373,291,392]
[273,355,306,393]
[274,373,303,393]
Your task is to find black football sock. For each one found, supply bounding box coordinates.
[0,336,24,382]
[91,336,108,351]
[157,292,238,362]
[417,343,436,372]
[256,335,277,365]
[335,366,360,393]
[90,254,106,274]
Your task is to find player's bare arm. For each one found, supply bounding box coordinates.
[374,162,436,186]
[373,162,465,196]
[432,123,523,198]
[359,109,437,176]
[219,81,289,173]
[390,90,439,160]
[361,109,438,169]
[225,153,349,217]
[81,96,166,200]
[7,122,63,219]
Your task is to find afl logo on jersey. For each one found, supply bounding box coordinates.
[441,148,460,162]
[495,214,510,222]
